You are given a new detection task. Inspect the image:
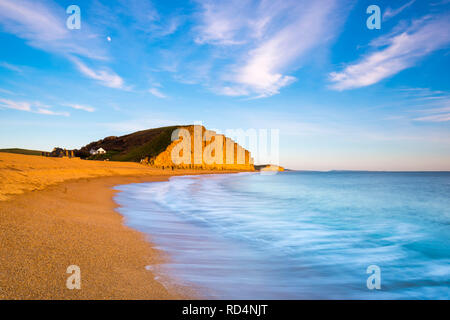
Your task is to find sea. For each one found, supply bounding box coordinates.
[114,171,450,299]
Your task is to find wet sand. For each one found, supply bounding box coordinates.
[0,153,239,299]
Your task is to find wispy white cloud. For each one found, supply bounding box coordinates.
[0,0,67,41]
[0,0,106,60]
[419,105,450,113]
[157,16,183,37]
[119,0,159,27]
[329,15,450,91]
[0,98,31,111]
[430,0,450,6]
[0,62,23,73]
[0,88,15,95]
[217,86,250,97]
[404,88,450,122]
[383,0,416,21]
[0,0,127,90]
[414,113,450,122]
[92,0,182,39]
[71,58,125,89]
[195,0,349,97]
[386,87,450,122]
[65,104,95,112]
[148,87,167,98]
[236,0,344,97]
[35,108,69,116]
[0,98,69,116]
[194,0,265,45]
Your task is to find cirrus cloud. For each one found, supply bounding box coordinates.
[148,87,167,98]
[194,0,350,98]
[329,15,450,91]
[65,104,96,112]
[0,98,69,116]
[71,58,125,89]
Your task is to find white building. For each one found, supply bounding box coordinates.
[90,148,106,155]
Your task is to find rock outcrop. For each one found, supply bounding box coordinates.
[256,164,285,172]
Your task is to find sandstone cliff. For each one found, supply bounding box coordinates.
[147,125,254,171]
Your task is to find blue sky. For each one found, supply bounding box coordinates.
[0,0,449,170]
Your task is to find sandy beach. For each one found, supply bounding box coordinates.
[0,153,238,299]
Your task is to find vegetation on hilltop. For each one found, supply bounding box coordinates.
[0,148,44,156]
[78,126,179,162]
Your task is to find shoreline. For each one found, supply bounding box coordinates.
[0,153,243,299]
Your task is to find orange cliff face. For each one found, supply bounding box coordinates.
[150,125,255,171]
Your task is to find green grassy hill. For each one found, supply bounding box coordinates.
[0,148,44,156]
[79,125,180,162]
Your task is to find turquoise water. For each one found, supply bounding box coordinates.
[114,172,450,299]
